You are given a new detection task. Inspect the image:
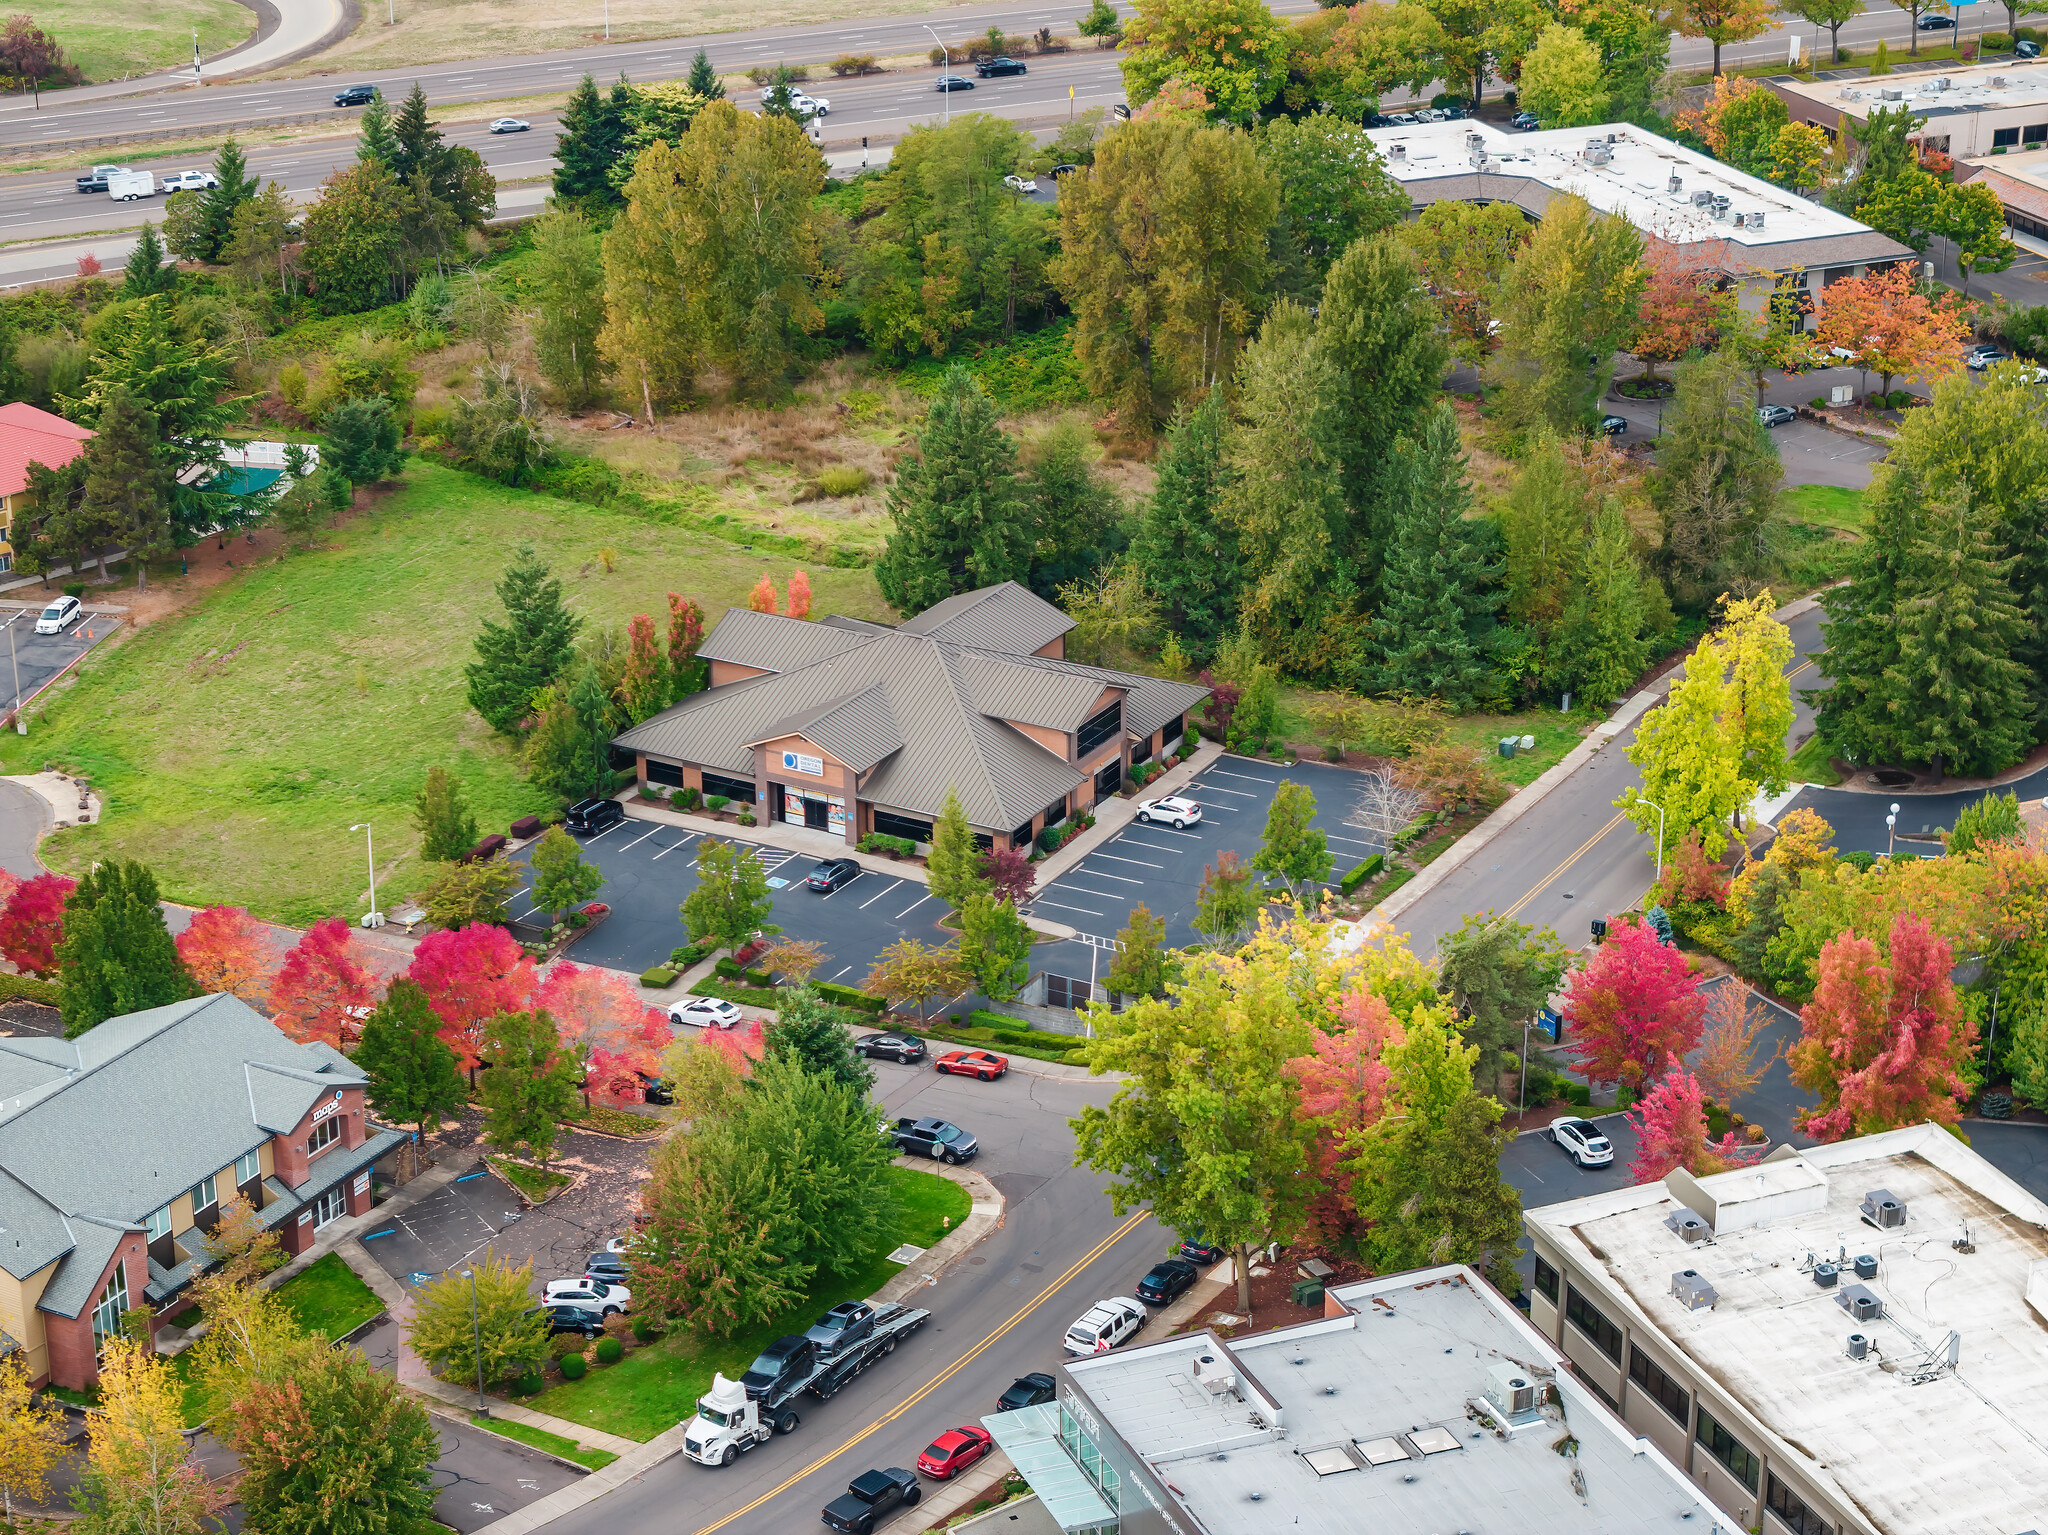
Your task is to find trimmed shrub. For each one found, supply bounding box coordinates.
[548,1333,584,1360]
[1565,1082,1592,1107]
[632,1318,659,1343]
[639,965,679,988]
[677,786,703,810]
[1982,1091,2015,1120]
[594,1337,624,1364]
[858,832,915,856]
[828,53,878,74]
[816,982,887,1013]
[737,811,757,826]
[511,1369,544,1396]
[1886,389,1914,409]
[706,795,730,812]
[1340,854,1385,895]
[1985,30,2013,50]
[558,1351,588,1379]
[715,957,774,986]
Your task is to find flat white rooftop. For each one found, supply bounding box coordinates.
[1363,119,1873,250]
[1527,1126,2048,1535]
[1066,1266,1731,1535]
[1787,59,2048,118]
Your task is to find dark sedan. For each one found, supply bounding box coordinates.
[892,1116,978,1162]
[806,857,860,892]
[1136,1257,1199,1305]
[935,74,976,91]
[530,1303,605,1338]
[1176,1238,1226,1265]
[975,55,1027,75]
[856,1030,926,1063]
[1597,414,1628,436]
[998,1372,1057,1411]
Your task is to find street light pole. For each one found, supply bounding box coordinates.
[462,1268,488,1415]
[350,822,380,926]
[5,612,21,734]
[1632,790,1667,883]
[923,25,950,127]
[1886,801,1900,858]
[1519,1017,1532,1116]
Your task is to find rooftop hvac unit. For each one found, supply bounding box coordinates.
[1935,75,1951,88]
[1862,1189,1906,1228]
[1668,173,1683,193]
[1733,212,1749,228]
[1585,145,1612,165]
[1881,87,1904,100]
[1391,142,1407,161]
[1814,1261,1840,1289]
[1192,1353,1238,1398]
[1854,1254,1878,1281]
[1691,189,1715,207]
[1484,1362,1536,1416]
[1664,1210,1710,1245]
[1991,75,2008,88]
[1847,1333,1869,1360]
[1751,211,1766,229]
[1671,1270,1719,1311]
[1838,1284,1883,1322]
[1466,130,1486,151]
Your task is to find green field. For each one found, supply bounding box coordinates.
[7,459,887,924]
[1780,484,1867,532]
[276,1251,386,1341]
[32,0,252,83]
[527,1166,970,1441]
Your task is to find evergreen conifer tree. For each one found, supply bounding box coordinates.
[763,987,874,1092]
[875,366,1030,613]
[320,396,406,490]
[355,978,466,1138]
[686,48,725,100]
[195,136,259,261]
[357,94,398,165]
[121,223,176,298]
[925,788,989,912]
[1358,405,1503,709]
[464,547,582,732]
[1810,462,1920,763]
[58,861,195,1037]
[1554,501,1652,706]
[389,82,445,185]
[413,767,479,862]
[82,386,171,589]
[1132,394,1239,664]
[553,73,632,204]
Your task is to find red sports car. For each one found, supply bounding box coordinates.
[916,1426,994,1479]
[934,1049,1009,1081]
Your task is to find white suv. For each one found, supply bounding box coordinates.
[1064,1297,1145,1357]
[1135,796,1201,829]
[1548,1115,1614,1168]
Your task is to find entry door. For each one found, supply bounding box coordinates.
[804,796,829,830]
[769,784,786,823]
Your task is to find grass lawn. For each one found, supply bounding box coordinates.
[35,0,251,83]
[1271,689,1598,791]
[276,1251,387,1340]
[490,1158,570,1203]
[1781,485,1866,533]
[527,1165,970,1441]
[470,1414,618,1471]
[1789,733,1846,787]
[6,459,888,923]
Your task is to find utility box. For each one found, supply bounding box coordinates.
[1290,1279,1325,1307]
[1831,384,1854,405]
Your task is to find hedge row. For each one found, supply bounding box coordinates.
[1339,854,1385,895]
[0,974,60,1006]
[817,982,886,1014]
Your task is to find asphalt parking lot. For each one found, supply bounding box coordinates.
[0,603,121,715]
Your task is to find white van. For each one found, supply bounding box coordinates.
[106,169,156,202]
[34,596,80,635]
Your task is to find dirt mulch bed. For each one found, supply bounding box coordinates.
[1173,1244,1374,1340]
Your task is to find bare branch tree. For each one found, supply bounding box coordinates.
[1346,764,1427,858]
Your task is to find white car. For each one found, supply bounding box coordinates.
[489,117,531,133]
[667,995,743,1030]
[1003,173,1037,193]
[159,169,219,193]
[1065,1297,1145,1357]
[1548,1115,1614,1168]
[542,1278,631,1314]
[34,596,80,636]
[1134,795,1201,829]
[758,87,830,117]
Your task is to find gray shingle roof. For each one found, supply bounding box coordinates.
[896,582,1075,652]
[0,994,368,1288]
[698,608,875,672]
[40,1216,131,1319]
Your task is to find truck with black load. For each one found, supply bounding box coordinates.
[681,1299,931,1466]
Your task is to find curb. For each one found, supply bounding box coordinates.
[873,1162,1003,1304]
[417,1399,599,1480]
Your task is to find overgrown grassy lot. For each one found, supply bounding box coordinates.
[5,459,887,923]
[36,0,251,82]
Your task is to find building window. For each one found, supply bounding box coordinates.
[0,556,10,575]
[1076,701,1123,757]
[1996,127,2022,147]
[314,1187,346,1227]
[236,1149,261,1187]
[874,810,934,844]
[1628,1345,1690,1425]
[1532,1257,1559,1304]
[90,1264,129,1358]
[1564,1285,1622,1363]
[700,771,756,804]
[1011,819,1034,848]
[1042,796,1068,827]
[191,1174,217,1213]
[308,1116,340,1157]
[646,759,685,787]
[1094,759,1122,797]
[1696,1406,1761,1494]
[1766,1473,1834,1535]
[145,1206,172,1242]
[2028,123,2048,144]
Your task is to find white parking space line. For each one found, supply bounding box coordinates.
[1324,833,1382,849]
[1121,837,1200,853]
[651,835,698,858]
[858,879,905,908]
[895,893,932,920]
[1052,885,1137,903]
[1205,768,1276,782]
[621,825,662,850]
[1188,782,1260,797]
[1090,852,1165,868]
[1074,866,1146,884]
[584,821,624,840]
[1033,897,1106,917]
[830,965,854,980]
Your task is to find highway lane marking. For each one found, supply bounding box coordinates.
[858,879,904,909]
[1497,807,1632,923]
[689,1207,1154,1535]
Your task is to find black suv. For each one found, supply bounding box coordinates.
[822,1468,920,1534]
[891,1116,978,1163]
[334,83,380,106]
[975,55,1028,76]
[741,1334,817,1399]
[565,796,624,833]
[856,1031,925,1064]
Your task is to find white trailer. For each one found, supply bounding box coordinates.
[106,170,156,202]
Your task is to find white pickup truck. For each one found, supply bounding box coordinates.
[105,170,156,202]
[159,169,220,194]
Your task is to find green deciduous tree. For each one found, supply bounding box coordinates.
[300,161,407,316]
[529,825,605,922]
[355,977,467,1139]
[1580,0,1669,120]
[413,766,478,862]
[448,363,553,487]
[528,207,610,411]
[1398,200,1527,367]
[1254,114,1408,291]
[958,891,1034,1002]
[419,860,521,932]
[405,1253,550,1384]
[1556,500,1656,706]
[1252,780,1332,899]
[465,546,581,733]
[58,861,194,1038]
[1436,911,1570,1083]
[1072,940,1318,1310]
[682,838,777,955]
[1105,903,1175,999]
[862,938,971,1024]
[875,366,1031,612]
[1949,790,2023,856]
[1621,618,1756,858]
[1782,0,1862,62]
[478,1009,582,1167]
[1653,347,1782,607]
[599,139,700,417]
[1518,22,1608,126]
[1131,394,1239,663]
[1120,0,1291,121]
[1192,849,1259,948]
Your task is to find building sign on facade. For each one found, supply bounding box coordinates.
[310,1089,344,1125]
[780,750,824,775]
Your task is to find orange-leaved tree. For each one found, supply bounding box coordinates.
[747,573,779,613]
[1812,261,1969,399]
[1627,238,1726,382]
[176,905,273,1002]
[268,917,379,1048]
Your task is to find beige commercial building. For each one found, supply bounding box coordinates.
[1772,58,2048,161]
[1524,1125,2048,1535]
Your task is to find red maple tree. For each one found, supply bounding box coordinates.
[1660,829,1730,909]
[1562,916,1707,1092]
[666,594,706,681]
[785,571,812,620]
[1628,239,1727,382]
[267,918,379,1048]
[620,613,666,722]
[176,906,274,1002]
[535,962,669,1101]
[406,923,537,1076]
[702,1017,765,1074]
[1627,1066,1756,1184]
[747,574,779,614]
[978,846,1036,906]
[1288,989,1400,1244]
[1788,913,1976,1141]
[0,873,75,976]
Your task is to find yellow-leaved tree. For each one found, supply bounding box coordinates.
[0,1354,64,1518]
[75,1338,229,1535]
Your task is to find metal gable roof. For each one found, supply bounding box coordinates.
[895,582,1076,652]
[965,648,1212,738]
[698,607,875,672]
[750,683,906,774]
[957,652,1110,731]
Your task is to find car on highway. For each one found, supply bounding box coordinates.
[1512,110,1540,130]
[1917,12,1954,25]
[891,1116,978,1163]
[1756,403,1797,427]
[563,795,624,833]
[1968,346,2013,371]
[1135,1257,1199,1305]
[489,117,531,133]
[668,995,743,1030]
[806,856,860,891]
[1548,1114,1615,1168]
[34,596,80,635]
[917,1426,994,1479]
[1065,1297,1145,1356]
[75,164,125,194]
[855,1030,926,1063]
[1597,414,1628,436]
[530,1302,606,1338]
[805,1301,876,1359]
[159,169,219,193]
[334,83,380,106]
[1135,794,1201,828]
[934,1048,1007,1080]
[542,1278,631,1314]
[935,74,976,91]
[1176,1237,1226,1265]
[1002,172,1037,193]
[997,1372,1057,1412]
[759,86,830,117]
[976,55,1028,76]
[822,1468,921,1534]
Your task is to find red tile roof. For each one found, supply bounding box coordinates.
[0,403,93,500]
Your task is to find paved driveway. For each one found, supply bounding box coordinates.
[0,604,122,714]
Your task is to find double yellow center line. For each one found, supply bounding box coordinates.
[691,1206,1155,1535]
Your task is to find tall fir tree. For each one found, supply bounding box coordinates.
[57,861,195,1038]
[924,788,989,912]
[1809,461,1921,763]
[357,93,398,165]
[1358,405,1503,709]
[81,385,171,589]
[686,48,725,100]
[121,223,176,298]
[1555,500,1653,706]
[1132,394,1238,664]
[354,978,467,1139]
[194,136,259,261]
[389,81,444,185]
[464,547,582,732]
[875,365,1031,613]
[553,73,632,205]
[413,767,478,862]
